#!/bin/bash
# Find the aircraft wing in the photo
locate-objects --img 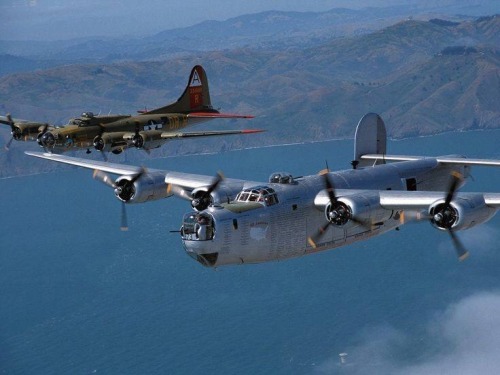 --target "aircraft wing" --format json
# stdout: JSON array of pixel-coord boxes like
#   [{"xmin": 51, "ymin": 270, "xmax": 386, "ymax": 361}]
[
  {"xmin": 379, "ymin": 190, "xmax": 500, "ymax": 209},
  {"xmin": 25, "ymin": 151, "xmax": 150, "ymax": 175},
  {"xmin": 361, "ymin": 154, "xmax": 500, "ymax": 167},
  {"xmin": 161, "ymin": 129, "xmax": 263, "ymax": 139},
  {"xmin": 187, "ymin": 112, "xmax": 254, "ymax": 119},
  {"xmin": 0, "ymin": 115, "xmax": 29, "ymax": 125},
  {"xmin": 24, "ymin": 151, "xmax": 251, "ymax": 193},
  {"xmin": 314, "ymin": 188, "xmax": 500, "ymax": 212}
]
